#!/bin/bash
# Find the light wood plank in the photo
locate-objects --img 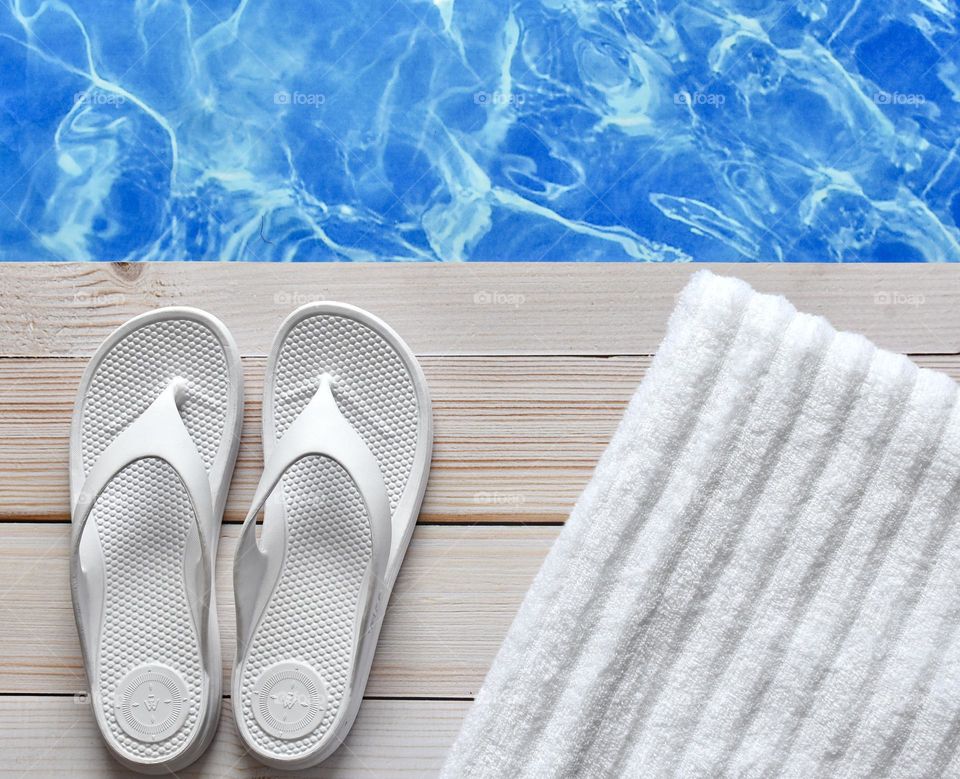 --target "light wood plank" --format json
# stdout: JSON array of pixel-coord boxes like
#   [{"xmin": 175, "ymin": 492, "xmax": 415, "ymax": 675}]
[
  {"xmin": 0, "ymin": 356, "xmax": 643, "ymax": 523},
  {"xmin": 5, "ymin": 354, "xmax": 960, "ymax": 525},
  {"xmin": 1, "ymin": 263, "xmax": 958, "ymax": 356},
  {"xmin": 0, "ymin": 696, "xmax": 465, "ymax": 777},
  {"xmin": 0, "ymin": 523, "xmax": 553, "ymax": 696}
]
